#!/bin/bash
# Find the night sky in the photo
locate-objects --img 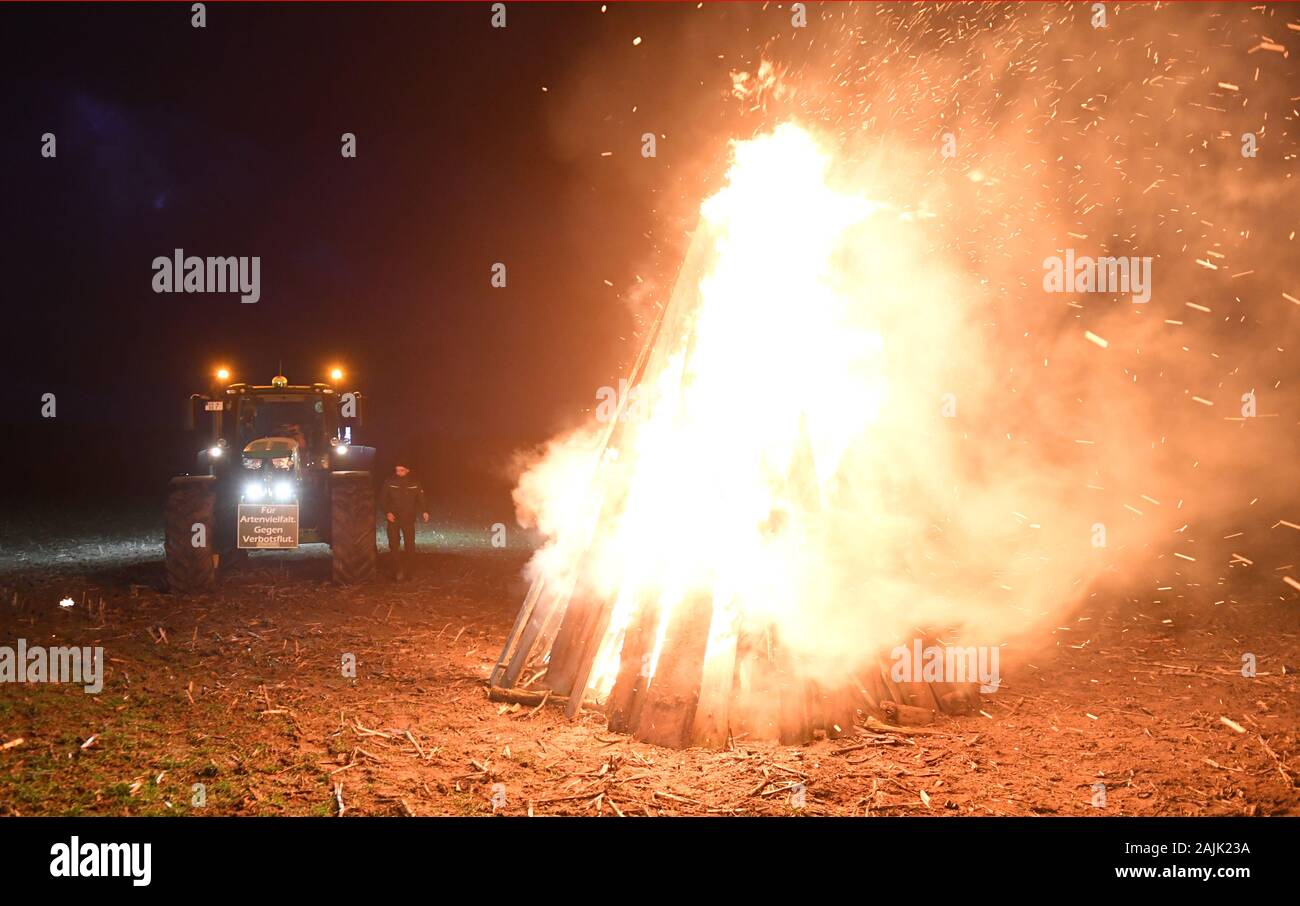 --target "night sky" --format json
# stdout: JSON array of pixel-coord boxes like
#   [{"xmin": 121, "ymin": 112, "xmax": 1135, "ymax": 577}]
[
  {"xmin": 0, "ymin": 2, "xmax": 776, "ymax": 507},
  {"xmin": 2, "ymin": 0, "xmax": 1297, "ymax": 541}
]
